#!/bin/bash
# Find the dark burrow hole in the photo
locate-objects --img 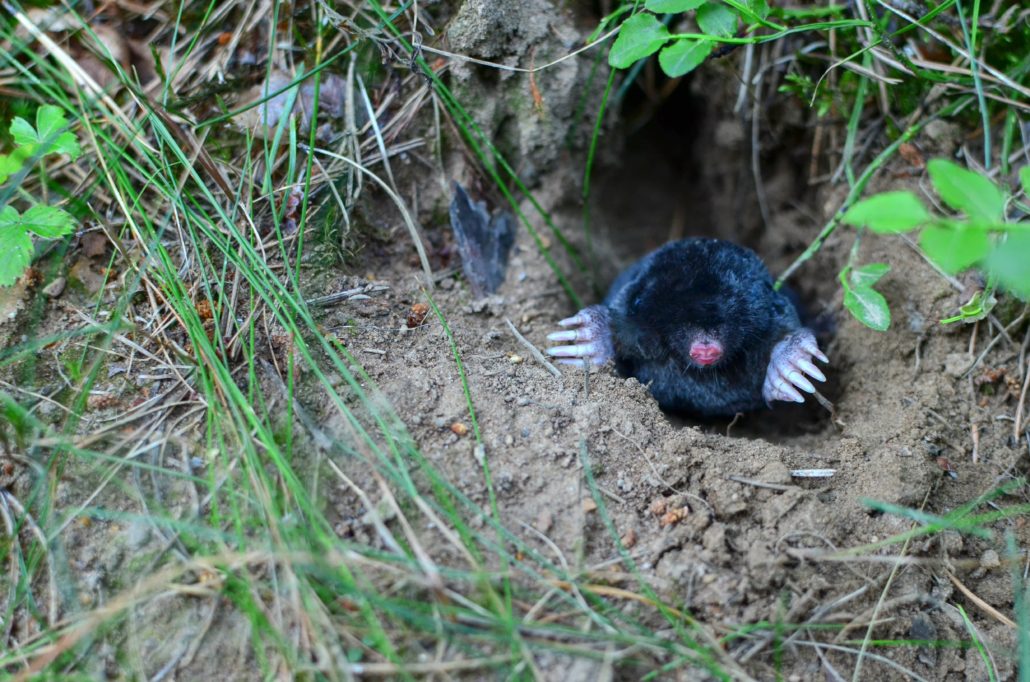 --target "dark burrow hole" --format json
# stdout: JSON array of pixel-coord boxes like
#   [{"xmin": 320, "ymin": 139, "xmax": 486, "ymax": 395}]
[{"xmin": 587, "ymin": 69, "xmax": 842, "ymax": 442}]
